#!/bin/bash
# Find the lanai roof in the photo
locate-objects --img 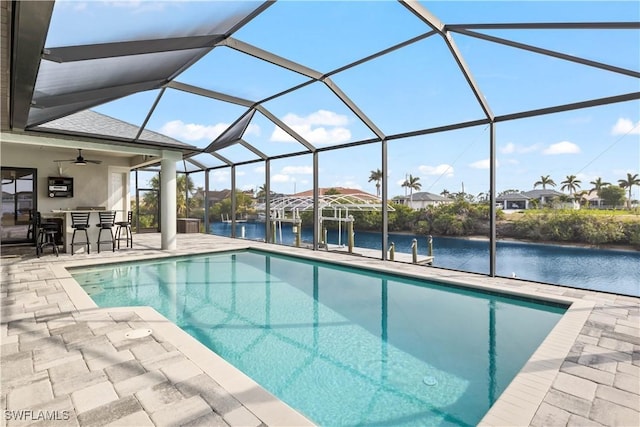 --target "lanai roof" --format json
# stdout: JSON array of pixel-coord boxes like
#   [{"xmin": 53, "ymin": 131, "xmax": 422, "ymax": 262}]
[{"xmin": 6, "ymin": 1, "xmax": 639, "ymax": 171}]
